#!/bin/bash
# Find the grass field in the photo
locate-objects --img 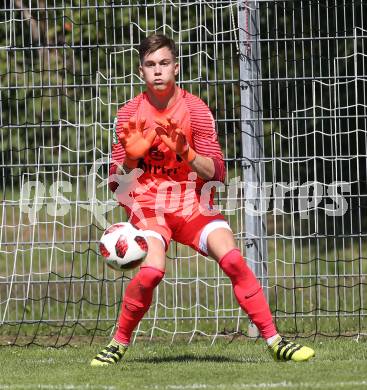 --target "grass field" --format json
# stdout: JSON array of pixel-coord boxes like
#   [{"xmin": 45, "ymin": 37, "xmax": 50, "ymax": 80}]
[{"xmin": 0, "ymin": 337, "xmax": 366, "ymax": 390}]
